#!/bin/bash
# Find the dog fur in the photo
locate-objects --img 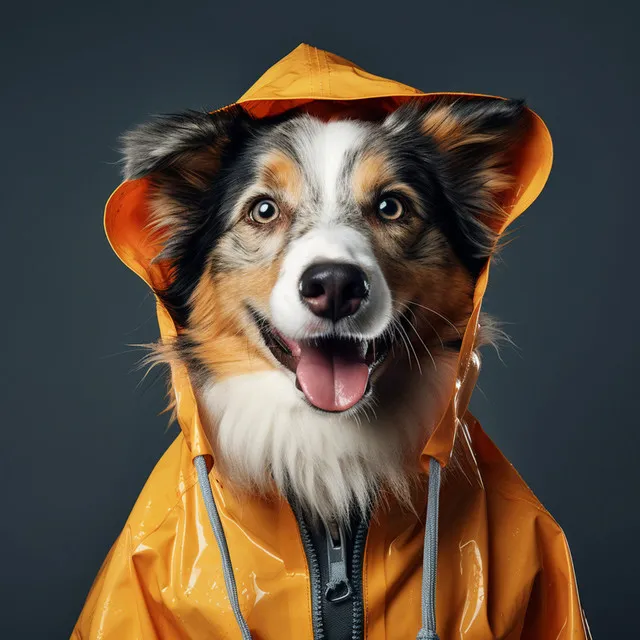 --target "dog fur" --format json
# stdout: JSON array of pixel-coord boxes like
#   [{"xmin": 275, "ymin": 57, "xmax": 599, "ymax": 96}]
[{"xmin": 123, "ymin": 98, "xmax": 528, "ymax": 524}]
